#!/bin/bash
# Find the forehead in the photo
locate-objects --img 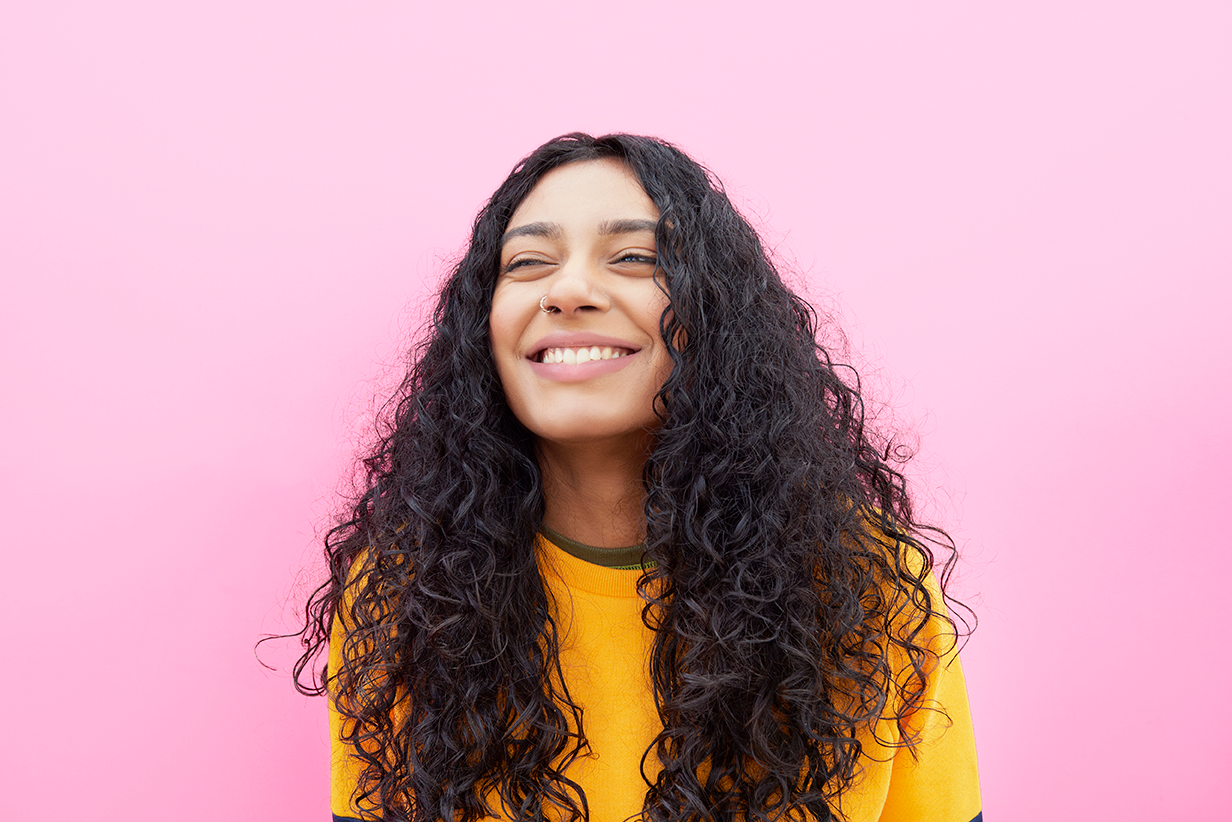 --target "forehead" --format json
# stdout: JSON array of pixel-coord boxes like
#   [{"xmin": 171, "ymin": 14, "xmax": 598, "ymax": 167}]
[{"xmin": 508, "ymin": 158, "xmax": 659, "ymax": 228}]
